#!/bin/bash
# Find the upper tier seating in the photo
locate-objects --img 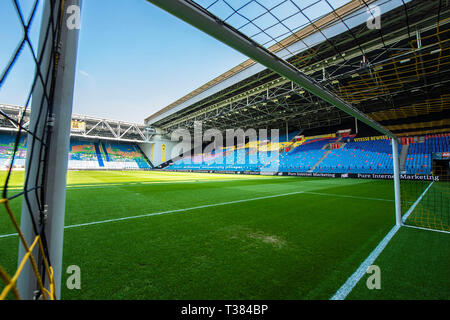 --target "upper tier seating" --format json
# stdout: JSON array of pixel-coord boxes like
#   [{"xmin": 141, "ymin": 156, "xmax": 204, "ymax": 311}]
[
  {"xmin": 275, "ymin": 136, "xmax": 339, "ymax": 172},
  {"xmin": 167, "ymin": 135, "xmax": 339, "ymax": 172},
  {"xmin": 169, "ymin": 148, "xmax": 276, "ymax": 172},
  {"xmin": 103, "ymin": 142, "xmax": 151, "ymax": 169},
  {"xmin": 404, "ymin": 134, "xmax": 449, "ymax": 175},
  {"xmin": 315, "ymin": 138, "xmax": 398, "ymax": 174}
]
